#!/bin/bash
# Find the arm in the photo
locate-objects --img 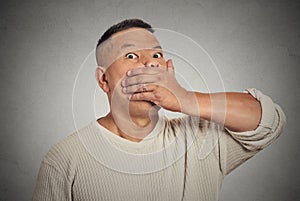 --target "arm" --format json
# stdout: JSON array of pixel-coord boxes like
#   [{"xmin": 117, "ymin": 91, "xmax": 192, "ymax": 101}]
[
  {"xmin": 123, "ymin": 60, "xmax": 286, "ymax": 173},
  {"xmin": 32, "ymin": 139, "xmax": 75, "ymax": 201},
  {"xmin": 122, "ymin": 59, "xmax": 261, "ymax": 132},
  {"xmin": 186, "ymin": 91, "xmax": 261, "ymax": 132}
]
